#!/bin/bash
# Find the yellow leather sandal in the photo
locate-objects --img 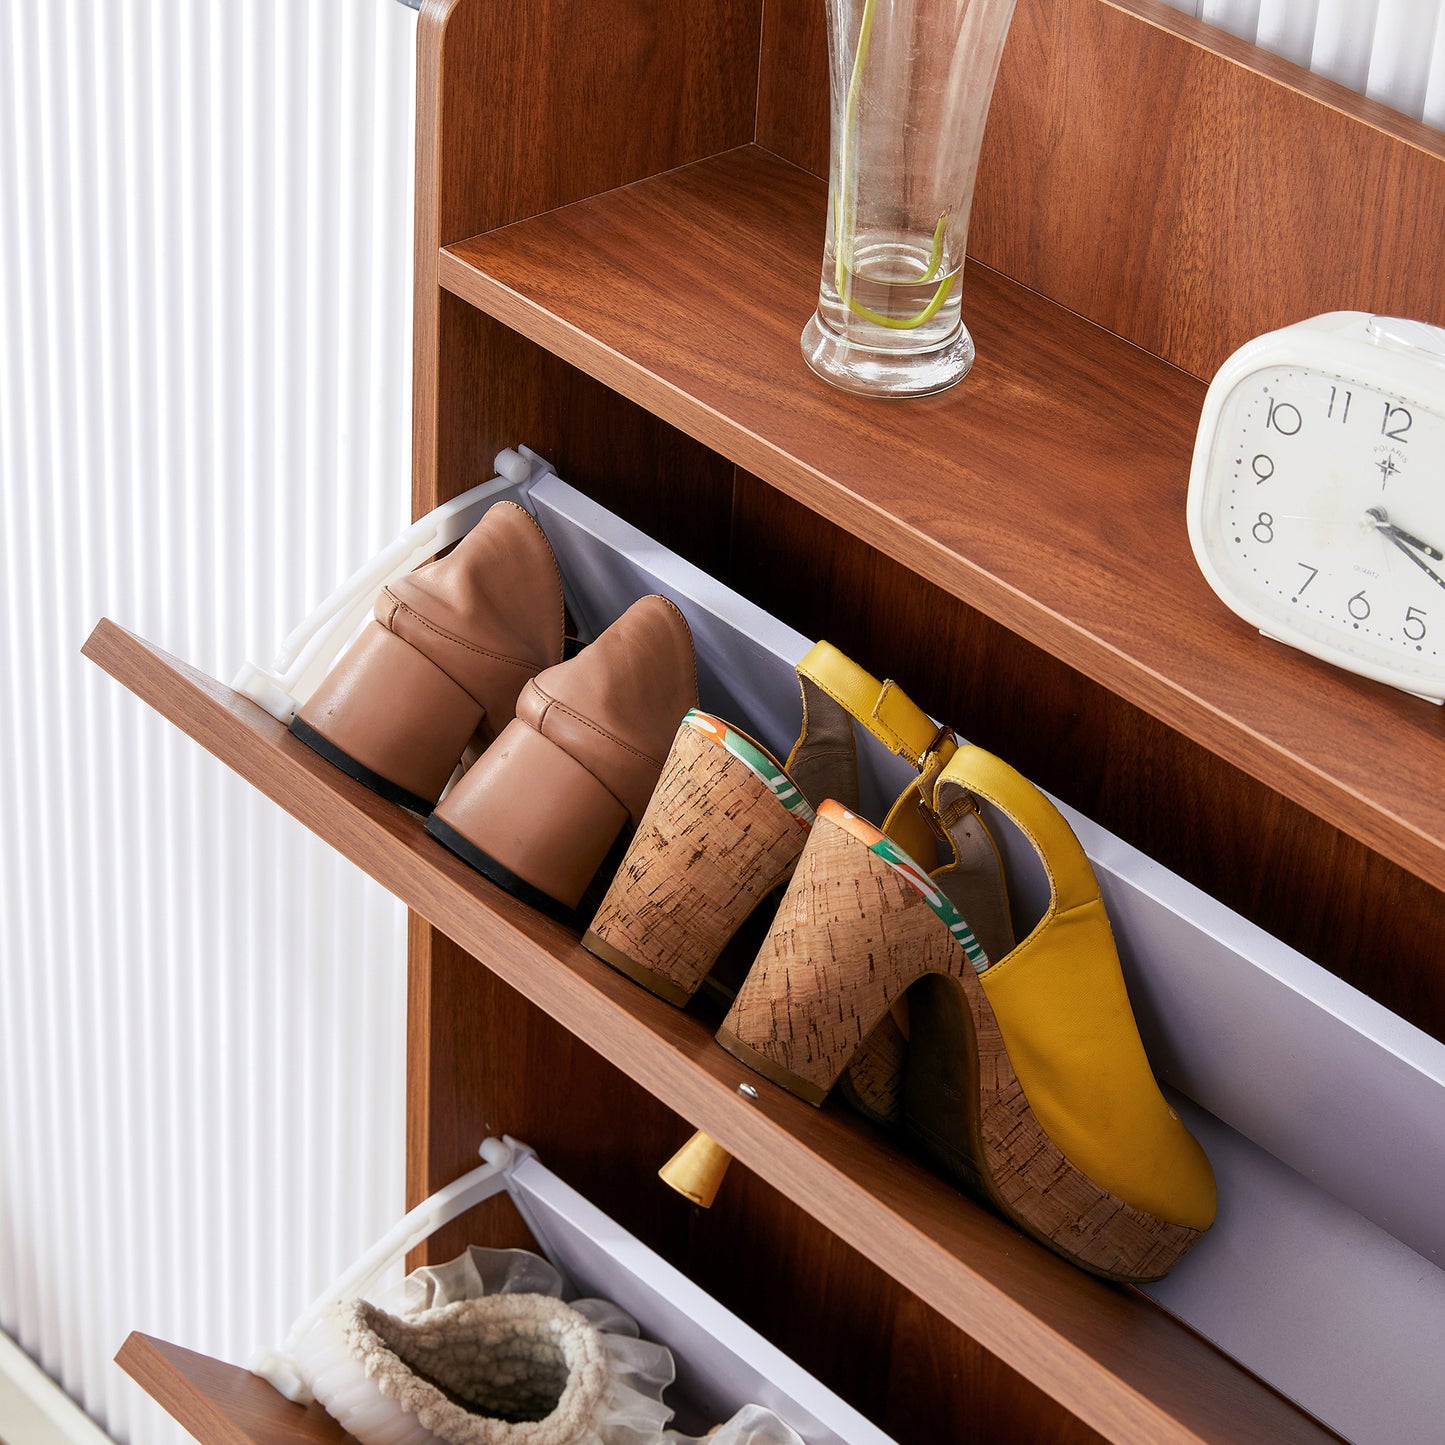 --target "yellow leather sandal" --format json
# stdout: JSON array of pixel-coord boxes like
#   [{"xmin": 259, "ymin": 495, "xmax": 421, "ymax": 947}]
[{"xmin": 716, "ymin": 745, "xmax": 1217, "ymax": 1283}]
